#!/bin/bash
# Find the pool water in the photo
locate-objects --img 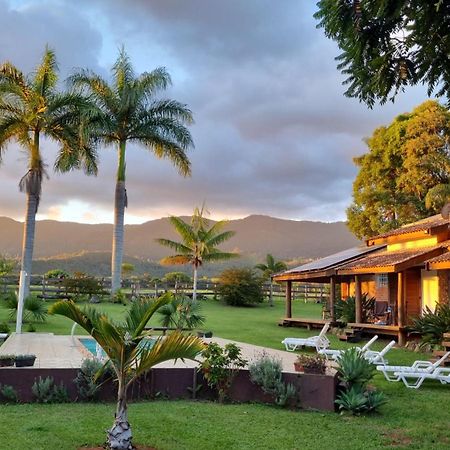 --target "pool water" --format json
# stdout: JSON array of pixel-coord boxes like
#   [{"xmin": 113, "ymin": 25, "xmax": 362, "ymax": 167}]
[{"xmin": 79, "ymin": 337, "xmax": 157, "ymax": 357}]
